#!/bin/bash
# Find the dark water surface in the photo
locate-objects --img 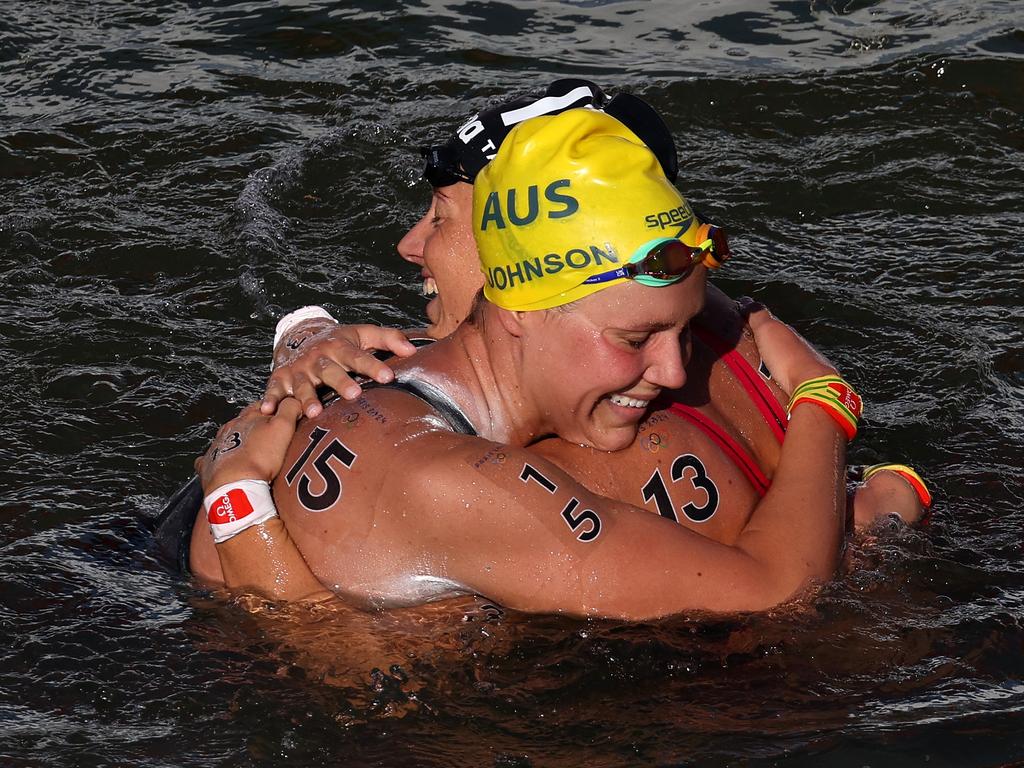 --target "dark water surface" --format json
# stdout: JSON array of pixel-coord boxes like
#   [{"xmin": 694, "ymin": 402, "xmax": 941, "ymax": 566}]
[{"xmin": 2, "ymin": 1, "xmax": 1023, "ymax": 765}]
